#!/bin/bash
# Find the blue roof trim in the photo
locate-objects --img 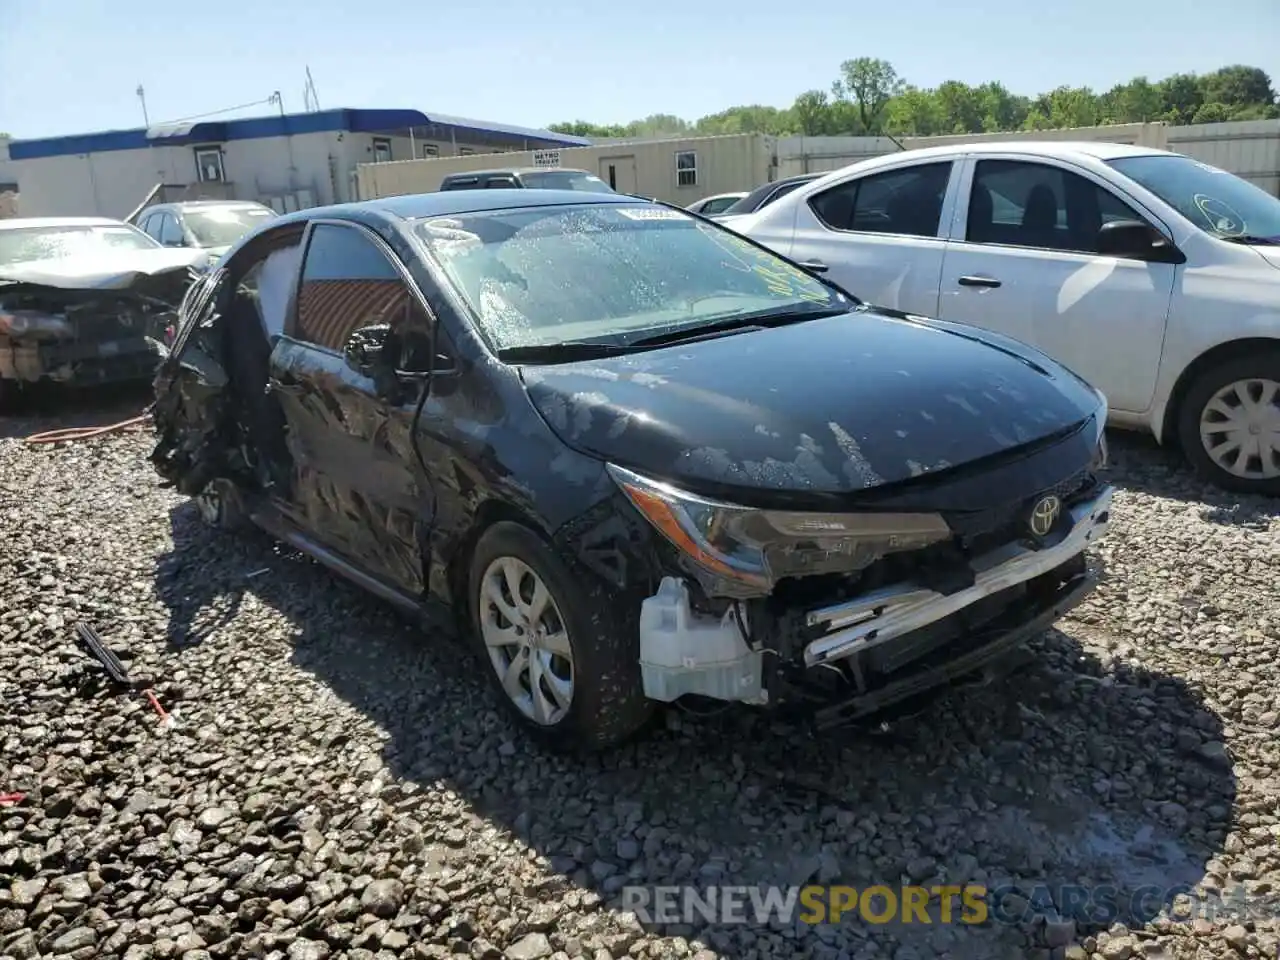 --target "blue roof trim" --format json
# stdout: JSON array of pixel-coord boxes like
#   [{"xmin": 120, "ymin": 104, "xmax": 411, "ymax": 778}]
[
  {"xmin": 8, "ymin": 108, "xmax": 591, "ymax": 160},
  {"xmin": 421, "ymin": 112, "xmax": 592, "ymax": 146},
  {"xmin": 145, "ymin": 121, "xmax": 229, "ymax": 142}
]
